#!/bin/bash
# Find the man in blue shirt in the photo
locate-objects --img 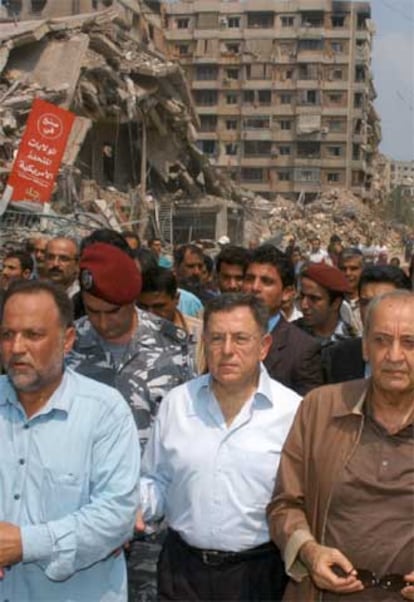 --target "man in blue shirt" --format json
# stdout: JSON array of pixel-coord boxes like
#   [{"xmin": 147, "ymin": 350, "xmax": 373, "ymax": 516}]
[
  {"xmin": 140, "ymin": 293, "xmax": 301, "ymax": 601},
  {"xmin": 0, "ymin": 279, "xmax": 140, "ymax": 602}
]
